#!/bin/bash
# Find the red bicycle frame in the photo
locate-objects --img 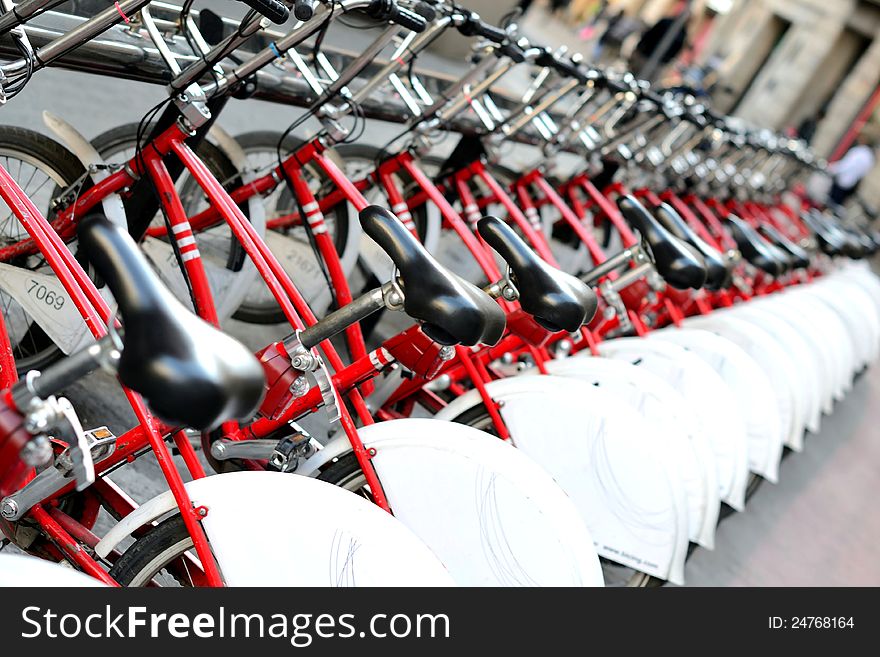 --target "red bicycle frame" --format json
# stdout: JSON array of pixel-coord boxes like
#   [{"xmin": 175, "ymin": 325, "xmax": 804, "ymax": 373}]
[{"xmin": 0, "ymin": 159, "xmax": 222, "ymax": 586}]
